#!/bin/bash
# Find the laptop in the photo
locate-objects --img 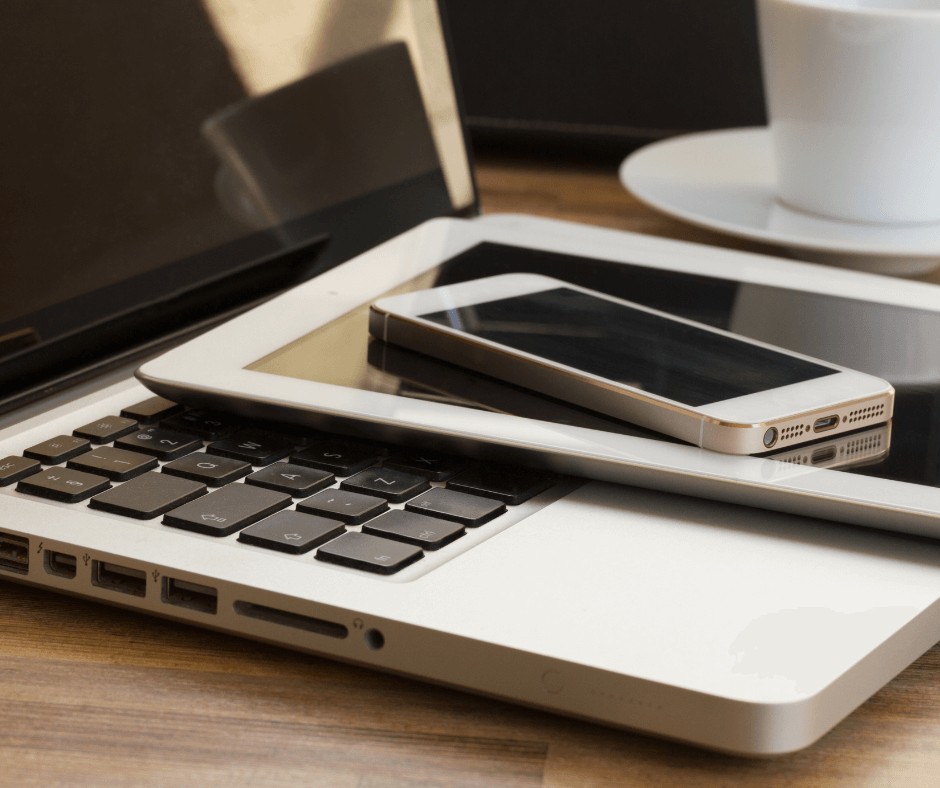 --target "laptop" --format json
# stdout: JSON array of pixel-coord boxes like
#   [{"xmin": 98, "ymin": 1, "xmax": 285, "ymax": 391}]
[{"xmin": 3, "ymin": 0, "xmax": 940, "ymax": 756}]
